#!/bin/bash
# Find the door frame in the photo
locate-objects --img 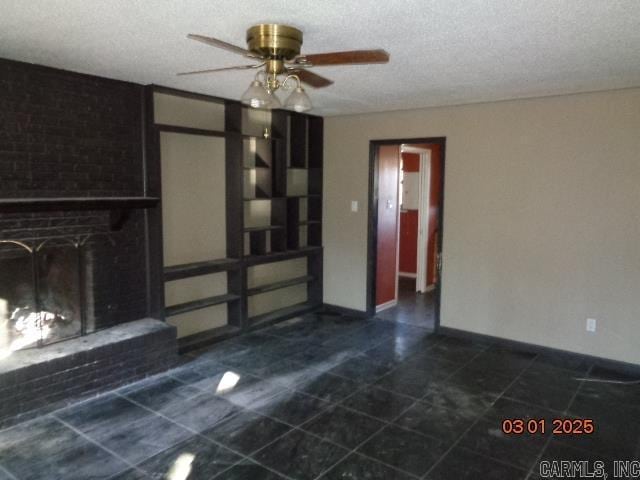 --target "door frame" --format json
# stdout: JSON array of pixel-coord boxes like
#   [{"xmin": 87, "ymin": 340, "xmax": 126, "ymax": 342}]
[{"xmin": 367, "ymin": 137, "xmax": 447, "ymax": 329}]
